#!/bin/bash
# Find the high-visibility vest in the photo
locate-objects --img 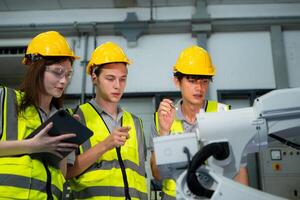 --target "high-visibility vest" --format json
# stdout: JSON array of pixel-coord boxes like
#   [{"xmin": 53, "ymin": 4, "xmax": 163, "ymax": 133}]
[
  {"xmin": 154, "ymin": 100, "xmax": 229, "ymax": 200},
  {"xmin": 0, "ymin": 87, "xmax": 65, "ymax": 200},
  {"xmin": 69, "ymin": 102, "xmax": 147, "ymax": 200}
]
